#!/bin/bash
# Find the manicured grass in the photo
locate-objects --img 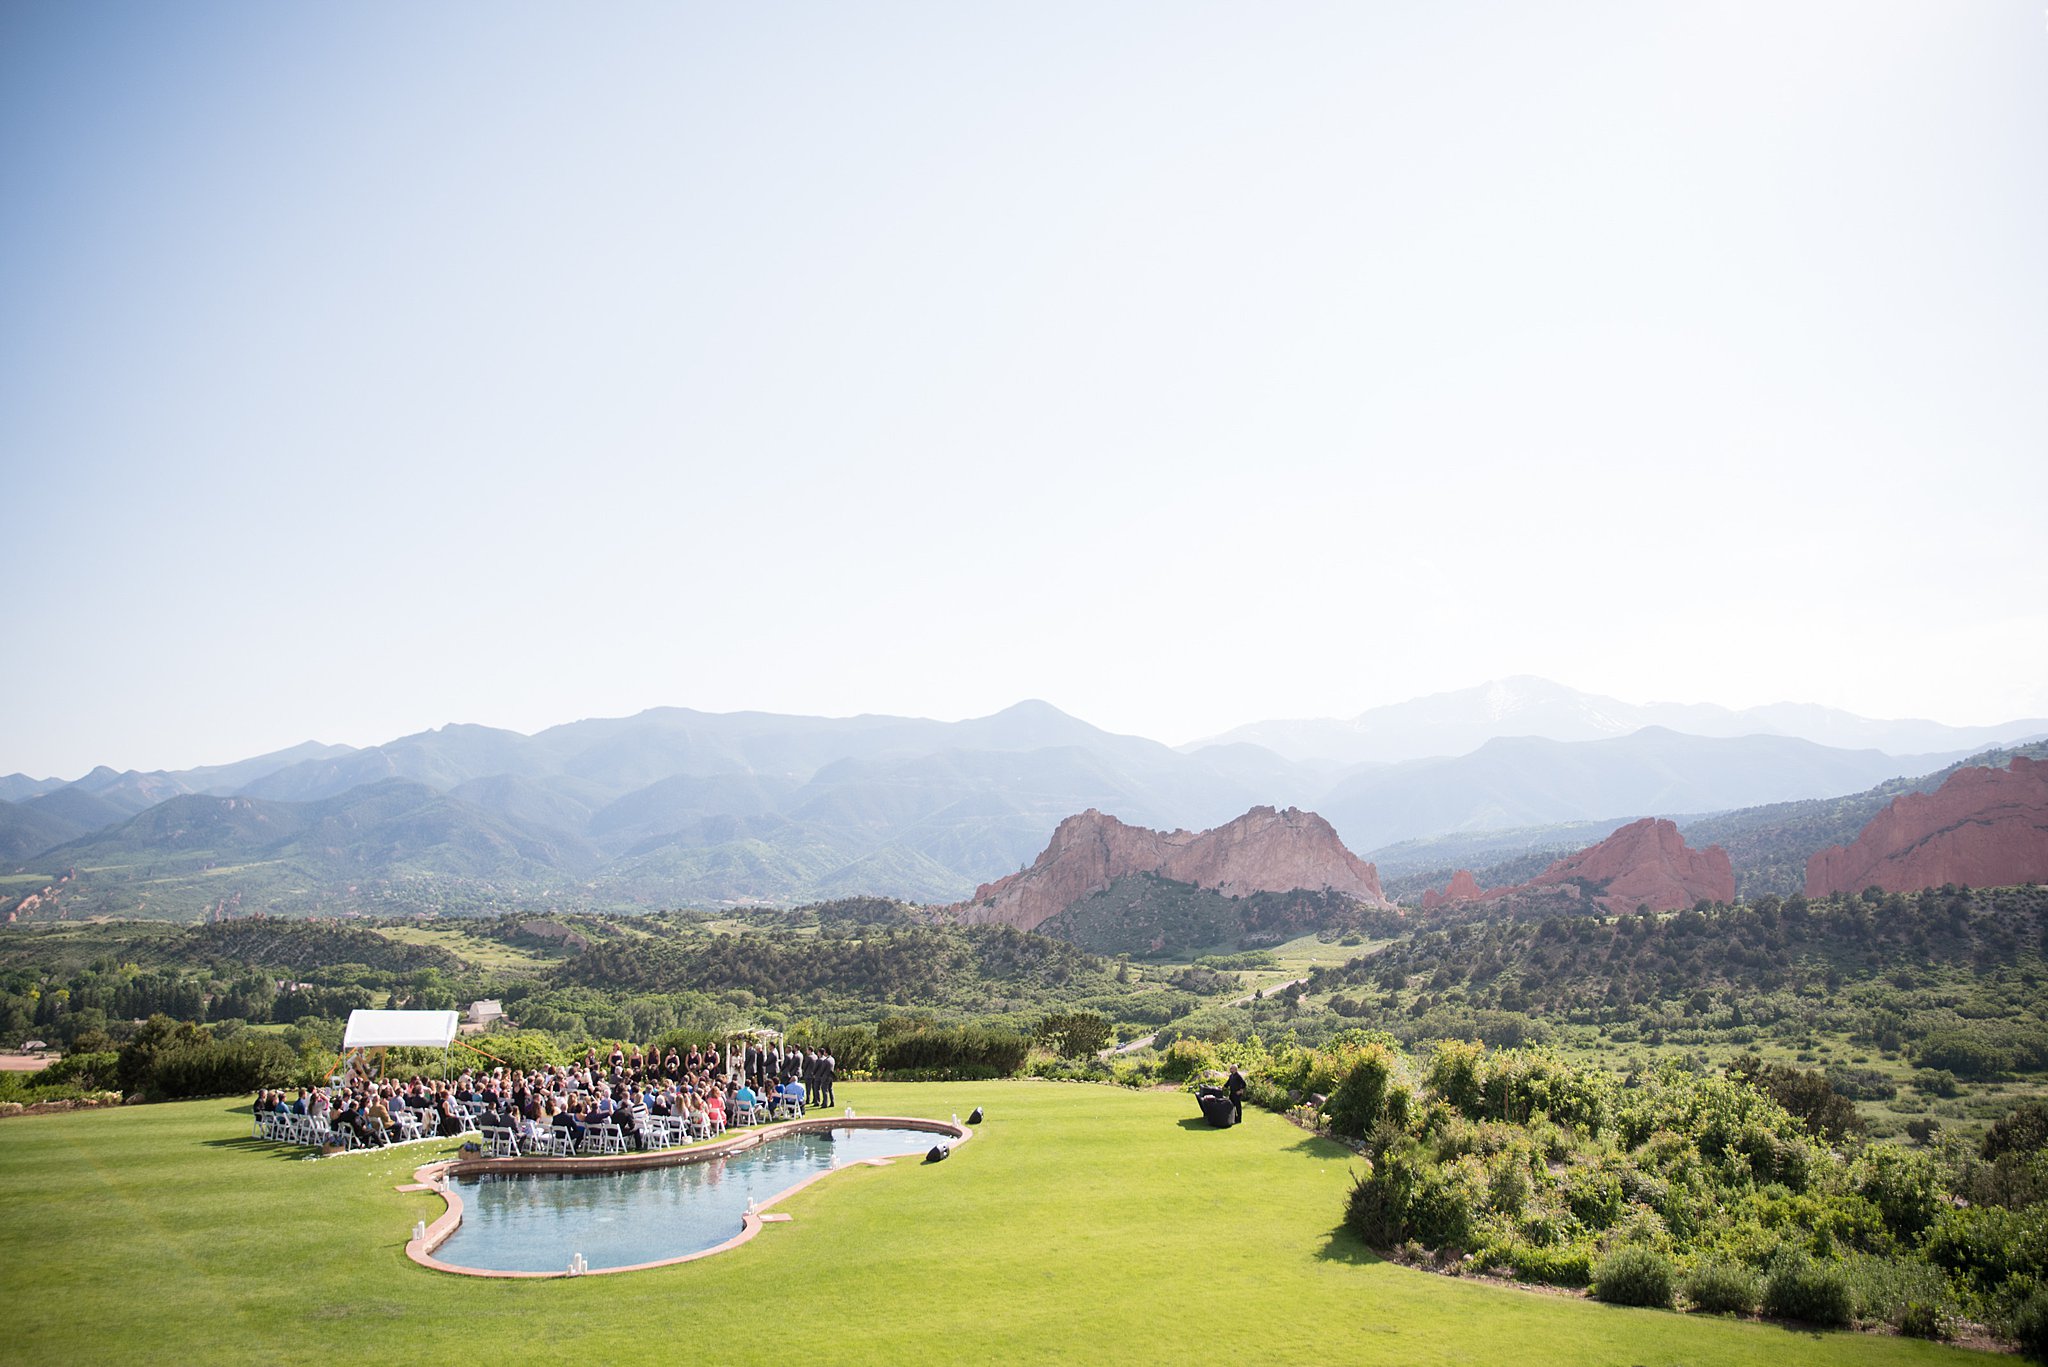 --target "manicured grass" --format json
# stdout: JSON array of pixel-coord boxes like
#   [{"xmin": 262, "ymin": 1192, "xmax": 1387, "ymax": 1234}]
[{"xmin": 0, "ymin": 1082, "xmax": 2000, "ymax": 1366}]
